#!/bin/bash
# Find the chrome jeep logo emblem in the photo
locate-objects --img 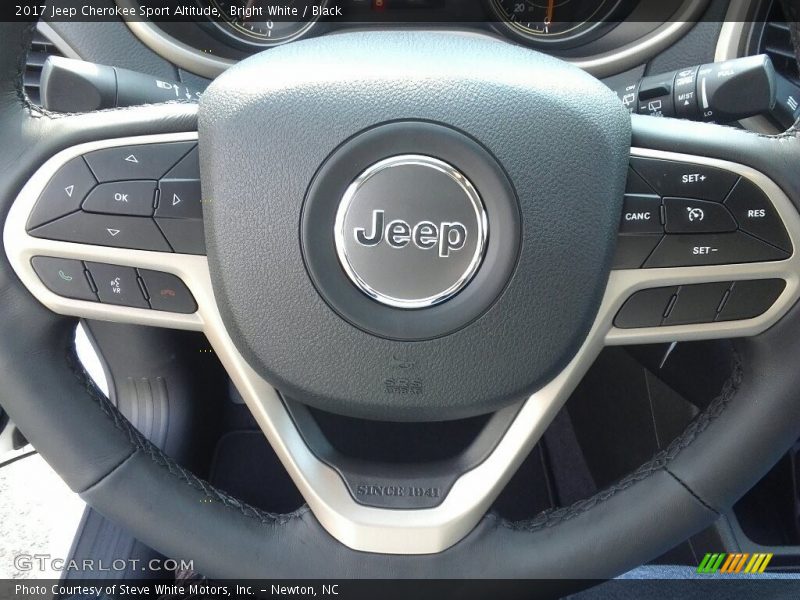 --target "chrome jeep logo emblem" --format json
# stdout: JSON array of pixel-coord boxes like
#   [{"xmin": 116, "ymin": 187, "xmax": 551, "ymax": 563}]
[
  {"xmin": 334, "ymin": 155, "xmax": 487, "ymax": 309},
  {"xmin": 353, "ymin": 209, "xmax": 468, "ymax": 257}
]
